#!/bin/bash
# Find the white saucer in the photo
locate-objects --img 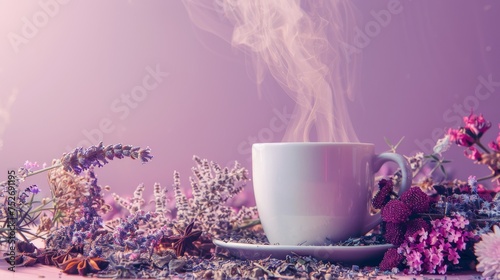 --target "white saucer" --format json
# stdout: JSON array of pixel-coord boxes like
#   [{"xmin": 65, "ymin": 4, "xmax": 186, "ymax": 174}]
[{"xmin": 213, "ymin": 240, "xmax": 394, "ymax": 264}]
